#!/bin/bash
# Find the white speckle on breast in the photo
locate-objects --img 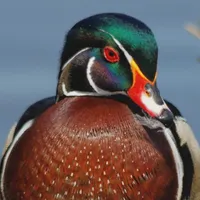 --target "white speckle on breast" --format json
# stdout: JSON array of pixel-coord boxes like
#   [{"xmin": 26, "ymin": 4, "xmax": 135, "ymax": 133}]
[{"xmin": 73, "ymin": 181, "xmax": 77, "ymax": 187}]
